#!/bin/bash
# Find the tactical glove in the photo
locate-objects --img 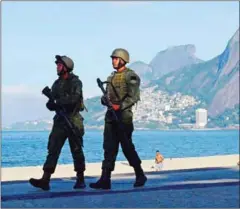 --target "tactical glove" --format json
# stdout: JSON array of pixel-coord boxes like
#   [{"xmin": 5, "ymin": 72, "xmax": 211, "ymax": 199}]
[
  {"xmin": 46, "ymin": 100, "xmax": 59, "ymax": 111},
  {"xmin": 101, "ymin": 95, "xmax": 108, "ymax": 106}
]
